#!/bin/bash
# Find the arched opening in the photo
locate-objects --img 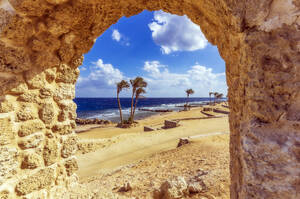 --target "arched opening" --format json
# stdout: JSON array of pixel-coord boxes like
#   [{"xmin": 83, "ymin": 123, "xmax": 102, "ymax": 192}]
[
  {"xmin": 74, "ymin": 10, "xmax": 230, "ymax": 198},
  {"xmin": 0, "ymin": 0, "xmax": 298, "ymax": 198}
]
